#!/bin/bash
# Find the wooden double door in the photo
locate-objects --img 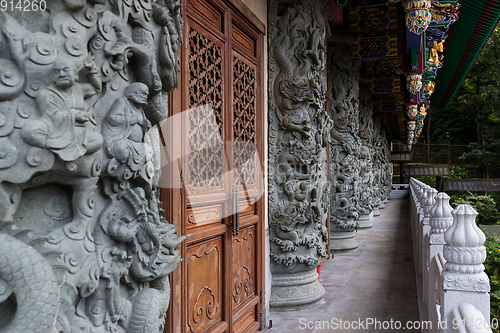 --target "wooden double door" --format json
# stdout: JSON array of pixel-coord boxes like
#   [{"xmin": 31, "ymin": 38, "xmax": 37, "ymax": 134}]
[{"xmin": 164, "ymin": 1, "xmax": 264, "ymax": 333}]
